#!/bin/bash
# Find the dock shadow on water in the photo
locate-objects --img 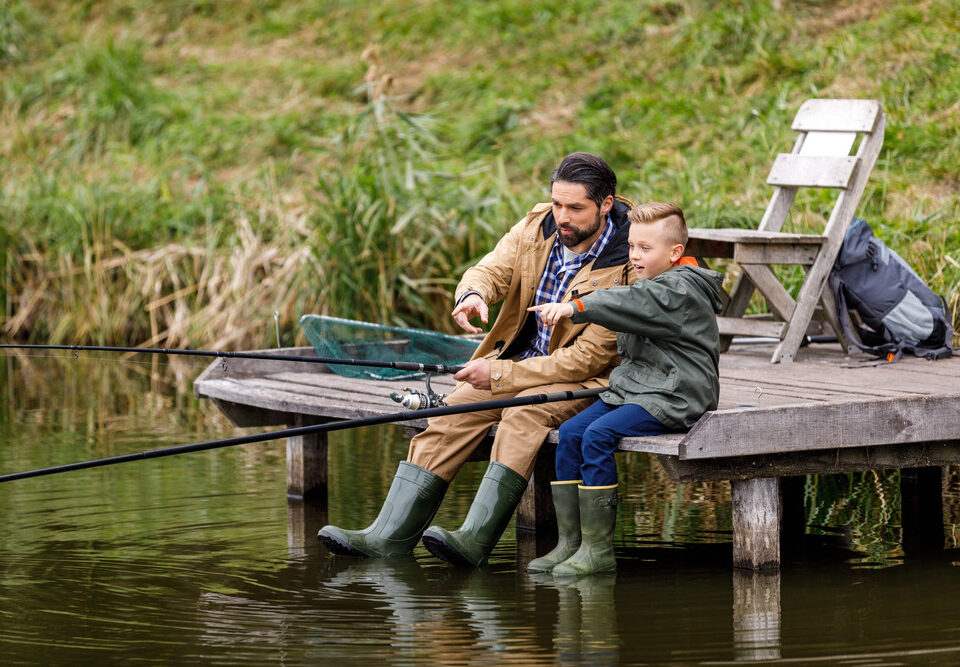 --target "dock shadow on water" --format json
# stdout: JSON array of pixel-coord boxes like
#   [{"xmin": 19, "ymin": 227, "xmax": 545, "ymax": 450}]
[{"xmin": 3, "ymin": 353, "xmax": 960, "ymax": 664}]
